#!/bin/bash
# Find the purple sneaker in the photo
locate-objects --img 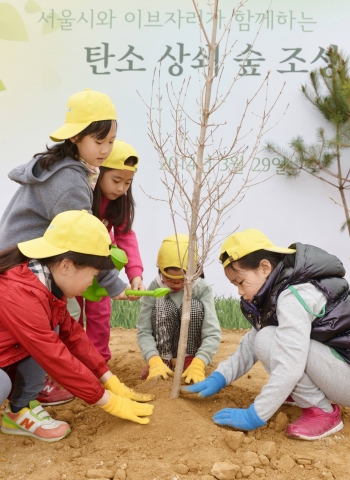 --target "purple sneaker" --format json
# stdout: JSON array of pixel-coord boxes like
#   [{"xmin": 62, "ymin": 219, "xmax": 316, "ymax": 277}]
[{"xmin": 285, "ymin": 404, "xmax": 343, "ymax": 441}]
